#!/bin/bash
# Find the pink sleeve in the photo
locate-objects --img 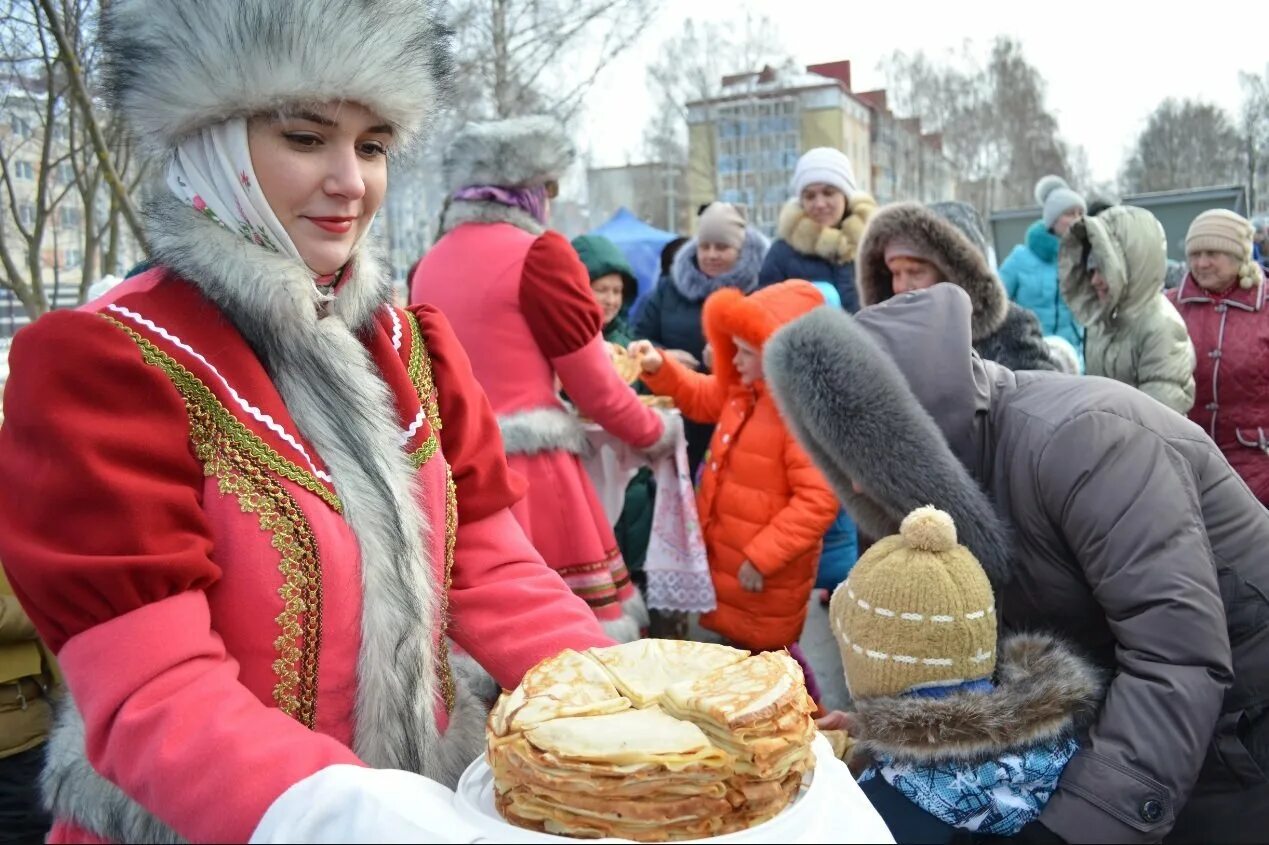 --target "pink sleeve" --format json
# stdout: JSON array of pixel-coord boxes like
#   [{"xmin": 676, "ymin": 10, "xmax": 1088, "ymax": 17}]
[
  {"xmin": 447, "ymin": 508, "xmax": 613, "ymax": 689},
  {"xmin": 554, "ymin": 335, "xmax": 665, "ymax": 449},
  {"xmin": 60, "ymin": 590, "xmax": 363, "ymax": 842}
]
